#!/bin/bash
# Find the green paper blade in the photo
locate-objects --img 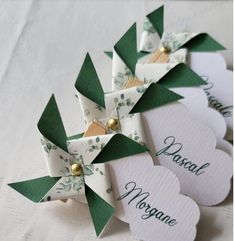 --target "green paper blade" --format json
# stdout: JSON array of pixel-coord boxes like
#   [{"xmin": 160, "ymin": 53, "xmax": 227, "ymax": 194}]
[
  {"xmin": 75, "ymin": 53, "xmax": 105, "ymax": 108},
  {"xmin": 146, "ymin": 5, "xmax": 164, "ymax": 37},
  {"xmin": 182, "ymin": 33, "xmax": 226, "ymax": 52},
  {"xmin": 92, "ymin": 134, "xmax": 147, "ymax": 164},
  {"xmin": 38, "ymin": 95, "xmax": 68, "ymax": 152},
  {"xmin": 114, "ymin": 23, "xmax": 137, "ymax": 75},
  {"xmin": 8, "ymin": 176, "xmax": 60, "ymax": 203},
  {"xmin": 130, "ymin": 84, "xmax": 183, "ymax": 113},
  {"xmin": 158, "ymin": 63, "xmax": 207, "ymax": 88},
  {"xmin": 85, "ymin": 184, "xmax": 114, "ymax": 236}
]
